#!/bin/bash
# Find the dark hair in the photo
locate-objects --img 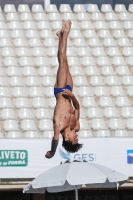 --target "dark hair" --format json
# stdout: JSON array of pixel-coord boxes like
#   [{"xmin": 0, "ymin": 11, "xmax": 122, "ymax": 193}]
[{"xmin": 62, "ymin": 138, "xmax": 83, "ymax": 153}]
